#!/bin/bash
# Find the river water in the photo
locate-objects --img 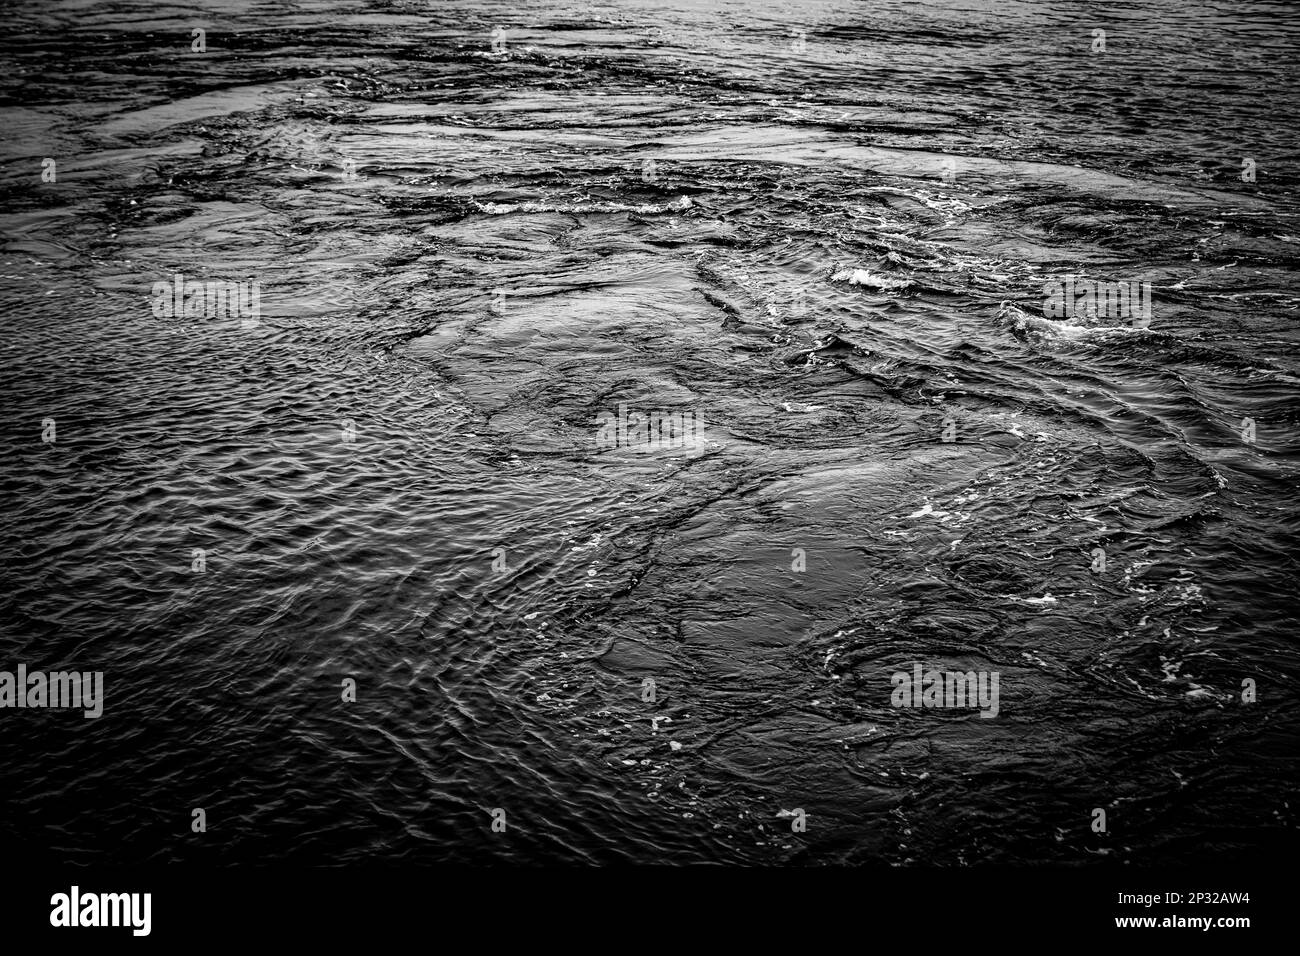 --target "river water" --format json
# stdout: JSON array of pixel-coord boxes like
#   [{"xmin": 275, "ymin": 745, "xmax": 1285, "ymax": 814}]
[{"xmin": 2, "ymin": 0, "xmax": 1298, "ymax": 864}]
